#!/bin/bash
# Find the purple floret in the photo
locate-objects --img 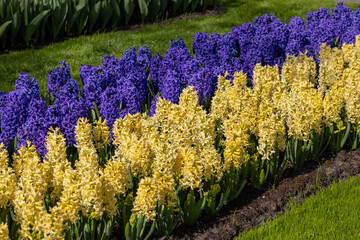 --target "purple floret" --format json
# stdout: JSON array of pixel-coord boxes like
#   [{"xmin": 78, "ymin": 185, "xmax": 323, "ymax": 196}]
[
  {"xmin": 16, "ymin": 99, "xmax": 48, "ymax": 158},
  {"xmin": 99, "ymin": 86, "xmax": 122, "ymax": 128},
  {"xmin": 48, "ymin": 61, "xmax": 73, "ymax": 100}
]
